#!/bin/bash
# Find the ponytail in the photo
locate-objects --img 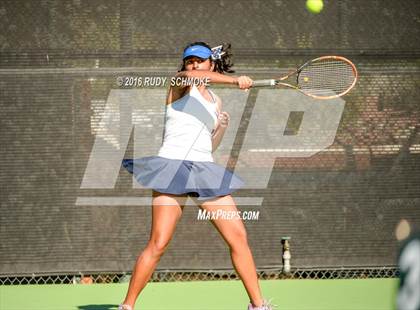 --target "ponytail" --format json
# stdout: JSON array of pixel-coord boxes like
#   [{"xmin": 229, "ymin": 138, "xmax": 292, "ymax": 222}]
[{"xmin": 212, "ymin": 42, "xmax": 235, "ymax": 74}]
